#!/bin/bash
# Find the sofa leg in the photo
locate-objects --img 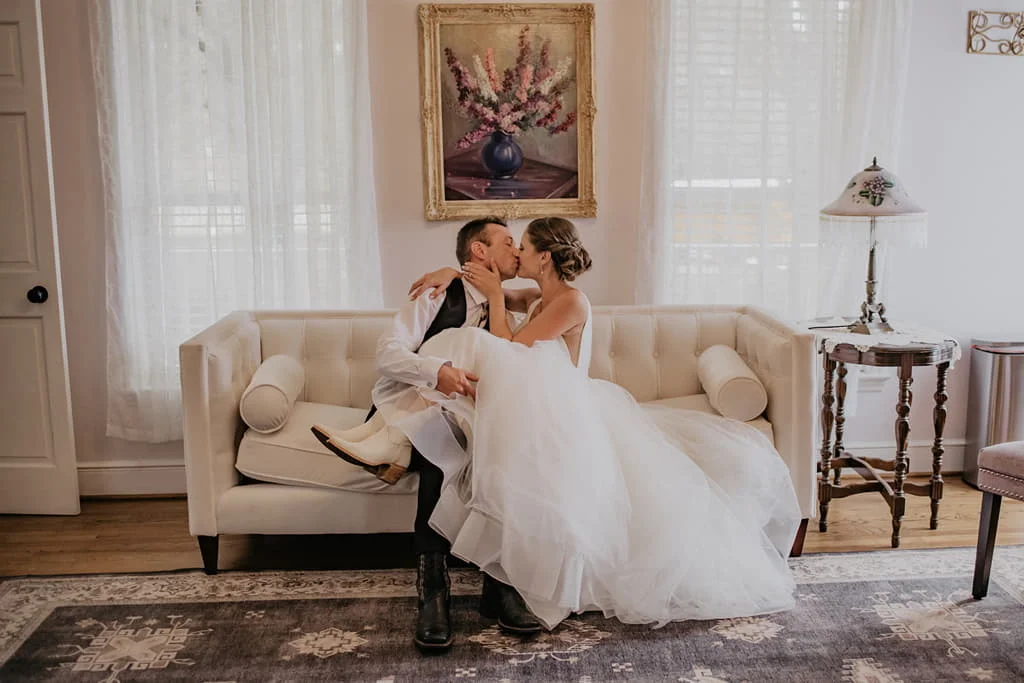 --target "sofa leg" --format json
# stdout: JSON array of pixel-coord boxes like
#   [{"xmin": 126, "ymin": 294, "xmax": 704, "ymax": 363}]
[
  {"xmin": 972, "ymin": 492, "xmax": 1002, "ymax": 599},
  {"xmin": 198, "ymin": 535, "xmax": 219, "ymax": 575},
  {"xmin": 789, "ymin": 519, "xmax": 809, "ymax": 557}
]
